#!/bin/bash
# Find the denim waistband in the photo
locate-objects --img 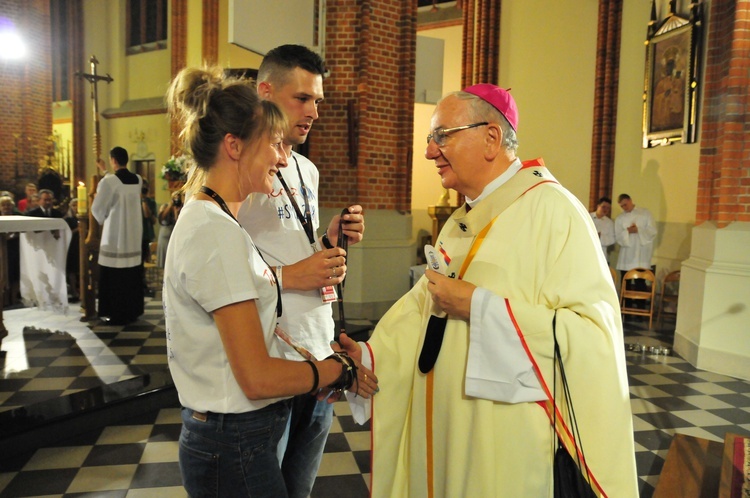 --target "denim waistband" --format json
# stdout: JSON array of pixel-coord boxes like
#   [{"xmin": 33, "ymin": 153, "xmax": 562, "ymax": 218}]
[{"xmin": 186, "ymin": 398, "xmax": 291, "ymax": 424}]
